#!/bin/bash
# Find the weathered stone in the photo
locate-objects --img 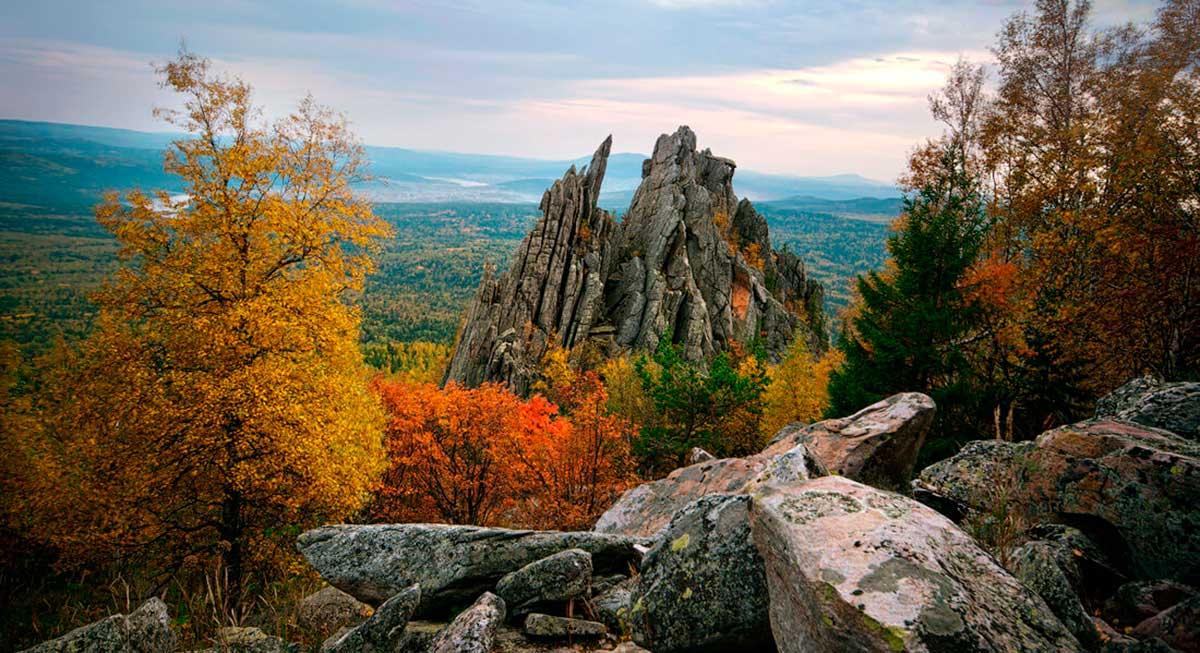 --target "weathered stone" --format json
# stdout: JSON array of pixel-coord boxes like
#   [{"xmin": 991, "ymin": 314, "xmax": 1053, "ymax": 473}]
[
  {"xmin": 630, "ymin": 494, "xmax": 773, "ymax": 652},
  {"xmin": 321, "ymin": 584, "xmax": 420, "ymax": 653},
  {"xmin": 594, "ymin": 456, "xmax": 769, "ymax": 538},
  {"xmin": 917, "ymin": 420, "xmax": 1200, "ymax": 583},
  {"xmin": 495, "ymin": 549, "xmax": 592, "ymax": 615},
  {"xmin": 299, "ymin": 586, "xmax": 373, "ymax": 638},
  {"xmin": 751, "ymin": 476, "xmax": 1082, "ymax": 652},
  {"xmin": 297, "ymin": 524, "xmax": 641, "ymax": 614},
  {"xmin": 1095, "ymin": 376, "xmax": 1200, "ymax": 441},
  {"xmin": 591, "ymin": 576, "xmax": 636, "ymax": 635},
  {"xmin": 206, "ymin": 627, "xmax": 288, "ymax": 653},
  {"xmin": 1132, "ymin": 595, "xmax": 1199, "ymax": 652},
  {"xmin": 523, "ymin": 614, "xmax": 607, "ymax": 638},
  {"xmin": 1105, "ymin": 580, "xmax": 1197, "ymax": 628},
  {"xmin": 428, "ymin": 592, "xmax": 505, "ymax": 653},
  {"xmin": 445, "ymin": 126, "xmax": 826, "ymax": 393},
  {"xmin": 19, "ymin": 598, "xmax": 176, "ymax": 653},
  {"xmin": 1008, "ymin": 541, "xmax": 1099, "ymax": 650},
  {"xmin": 395, "ymin": 621, "xmax": 444, "ymax": 653},
  {"xmin": 764, "ymin": 392, "xmax": 935, "ymax": 491}
]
